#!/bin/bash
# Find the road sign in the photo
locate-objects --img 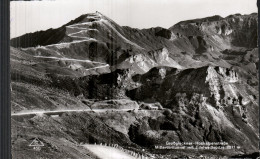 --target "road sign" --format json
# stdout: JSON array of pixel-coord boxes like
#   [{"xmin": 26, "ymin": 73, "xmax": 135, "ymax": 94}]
[{"xmin": 29, "ymin": 138, "xmax": 44, "ymax": 151}]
